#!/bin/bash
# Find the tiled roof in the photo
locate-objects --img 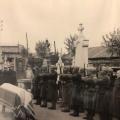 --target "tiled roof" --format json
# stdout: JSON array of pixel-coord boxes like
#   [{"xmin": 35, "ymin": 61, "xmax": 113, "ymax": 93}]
[
  {"xmin": 88, "ymin": 46, "xmax": 117, "ymax": 59},
  {"xmin": 0, "ymin": 46, "xmax": 23, "ymax": 54},
  {"xmin": 62, "ymin": 46, "xmax": 117, "ymax": 59}
]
